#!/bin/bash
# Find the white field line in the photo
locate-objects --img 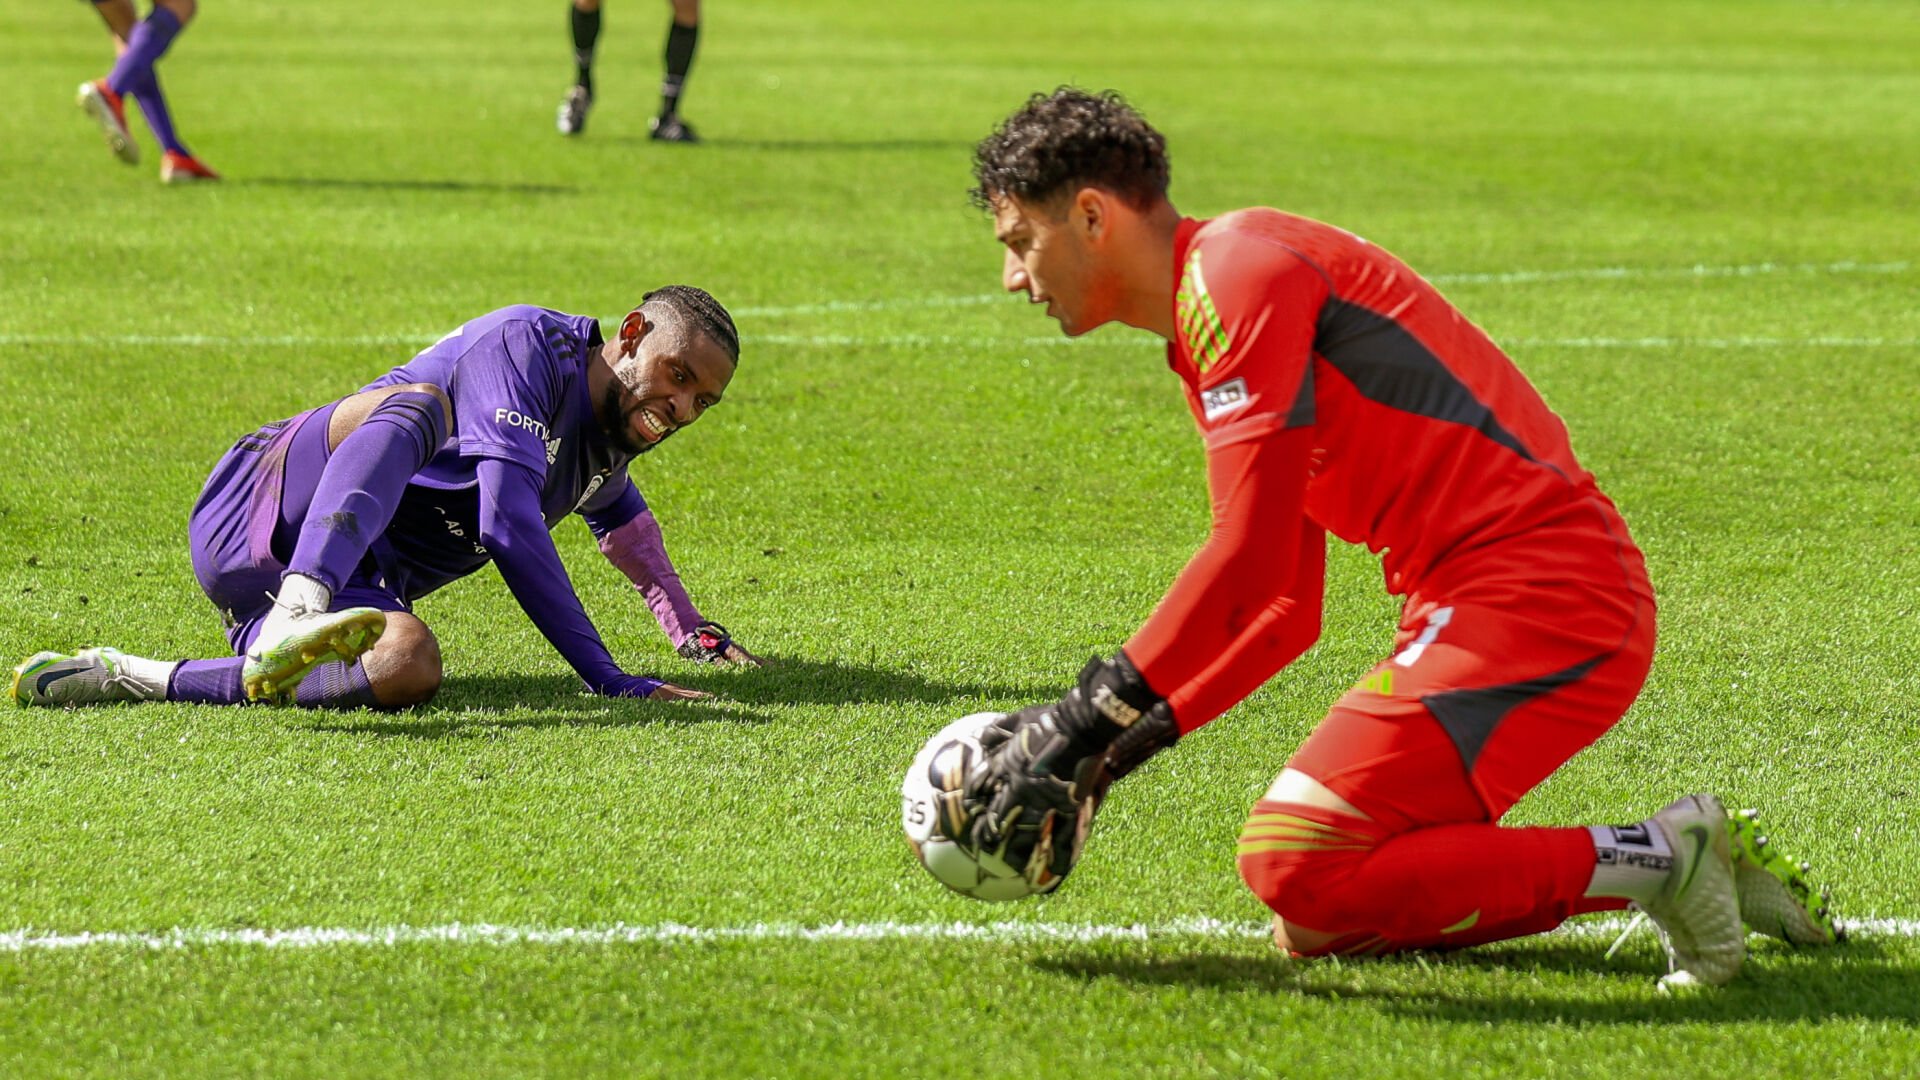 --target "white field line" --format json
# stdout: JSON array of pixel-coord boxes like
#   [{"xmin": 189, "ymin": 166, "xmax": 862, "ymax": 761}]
[
  {"xmin": 4, "ymin": 332, "xmax": 1915, "ymax": 351},
  {"xmin": 0, "ymin": 260, "xmax": 1909, "ymax": 351},
  {"xmin": 1, "ymin": 915, "xmax": 1913, "ymax": 952}
]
